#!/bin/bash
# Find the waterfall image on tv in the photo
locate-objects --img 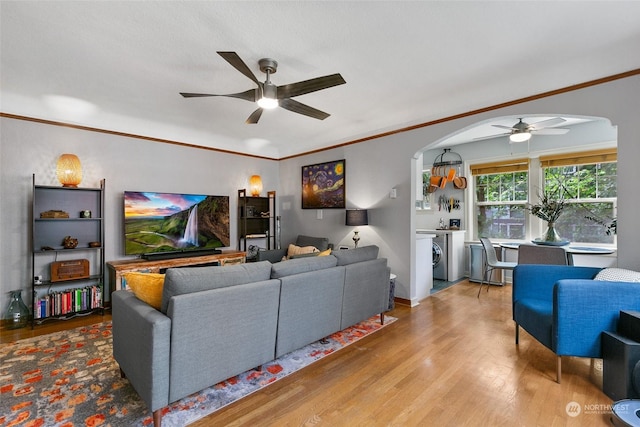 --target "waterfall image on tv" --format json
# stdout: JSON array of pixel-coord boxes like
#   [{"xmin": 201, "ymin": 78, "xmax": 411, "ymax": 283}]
[{"xmin": 124, "ymin": 191, "xmax": 230, "ymax": 256}]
